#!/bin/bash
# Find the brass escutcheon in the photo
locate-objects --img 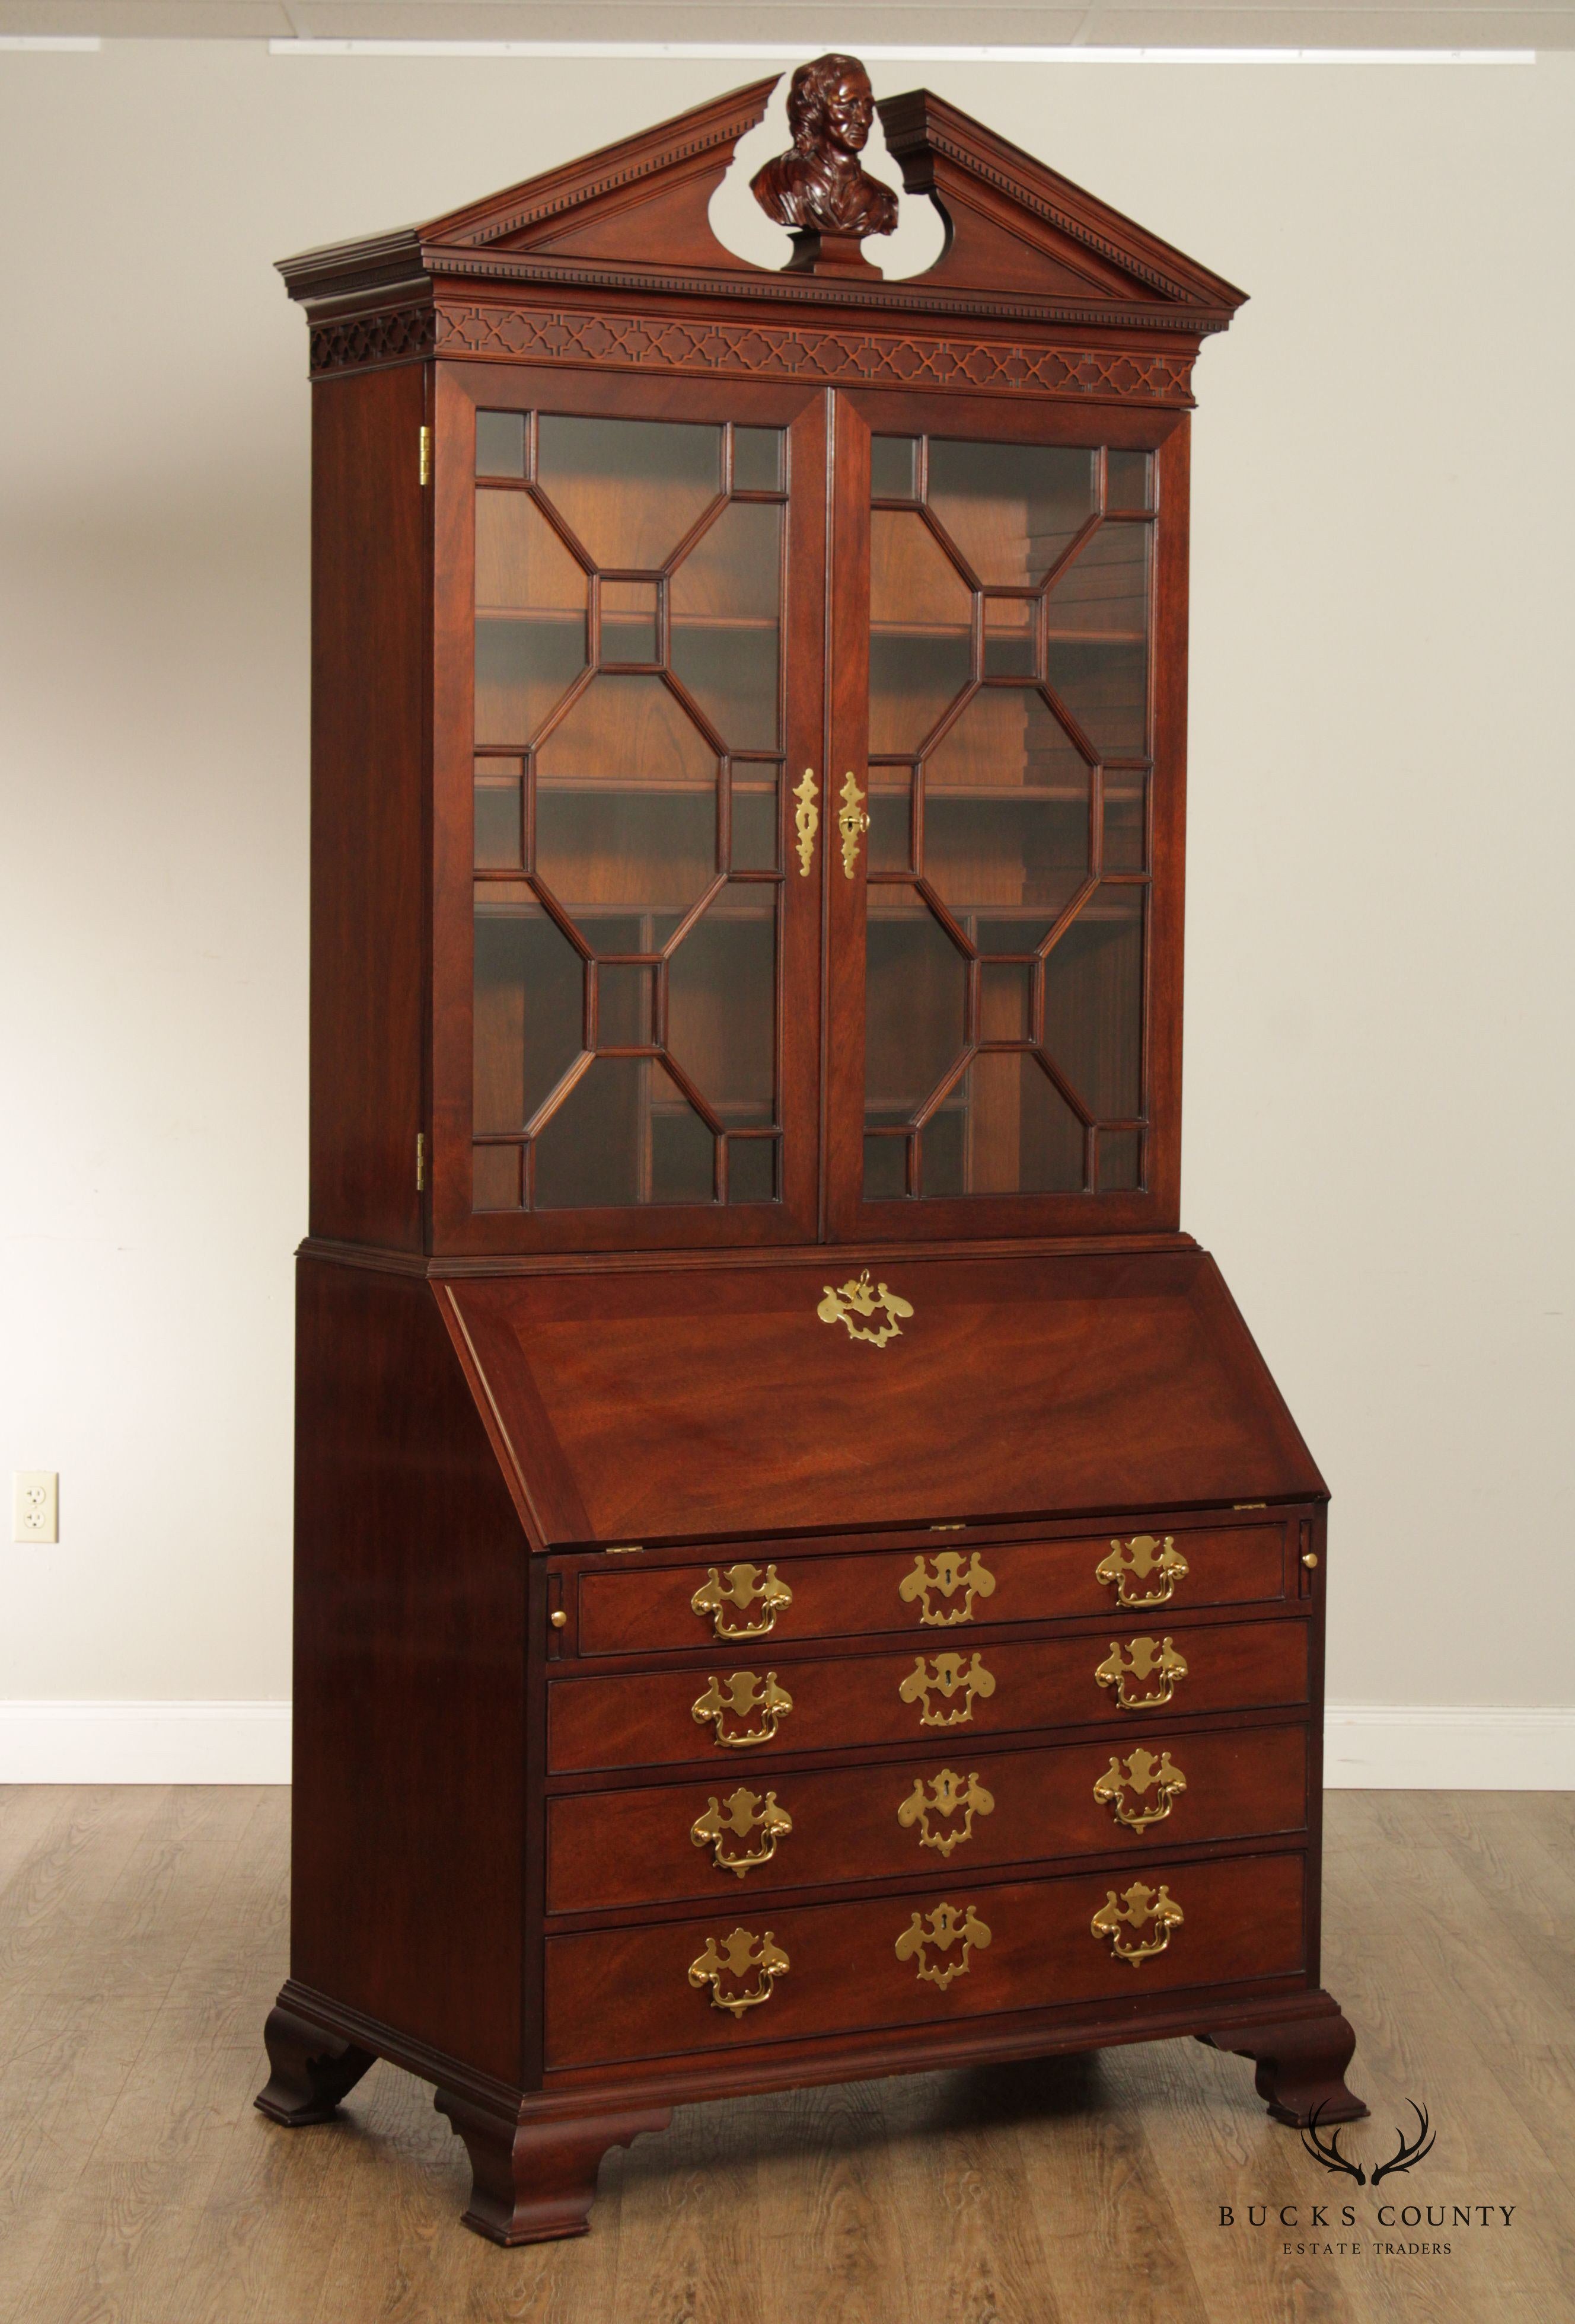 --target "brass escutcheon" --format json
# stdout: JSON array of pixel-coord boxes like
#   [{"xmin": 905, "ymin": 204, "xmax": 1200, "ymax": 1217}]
[
  {"xmin": 837, "ymin": 772, "xmax": 869, "ymax": 877},
  {"xmin": 899, "ymin": 1651, "xmax": 996, "ymax": 1729},
  {"xmin": 793, "ymin": 770, "xmax": 818, "ymax": 877},
  {"xmin": 897, "ymin": 1768, "xmax": 994, "ymax": 1856},
  {"xmin": 1095, "ymin": 1533, "xmax": 1190, "ymax": 1609},
  {"xmin": 899, "ymin": 1549, "xmax": 996, "ymax": 1627},
  {"xmin": 691, "ymin": 1786, "xmax": 793, "ymax": 1876},
  {"xmin": 1093, "ymin": 1746, "xmax": 1187, "ymax": 1833},
  {"xmin": 691, "ymin": 1670, "xmax": 793, "ymax": 1749},
  {"xmin": 1094, "ymin": 1635, "xmax": 1188, "ymax": 1712},
  {"xmin": 687, "ymin": 1926, "xmax": 790, "ymax": 2016},
  {"xmin": 691, "ymin": 1562, "xmax": 793, "ymax": 1640},
  {"xmin": 894, "ymin": 1900, "xmax": 992, "ymax": 1988},
  {"xmin": 1091, "ymin": 1879, "xmax": 1184, "ymax": 1965},
  {"xmin": 817, "ymin": 1266, "xmax": 913, "ymax": 1348}
]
